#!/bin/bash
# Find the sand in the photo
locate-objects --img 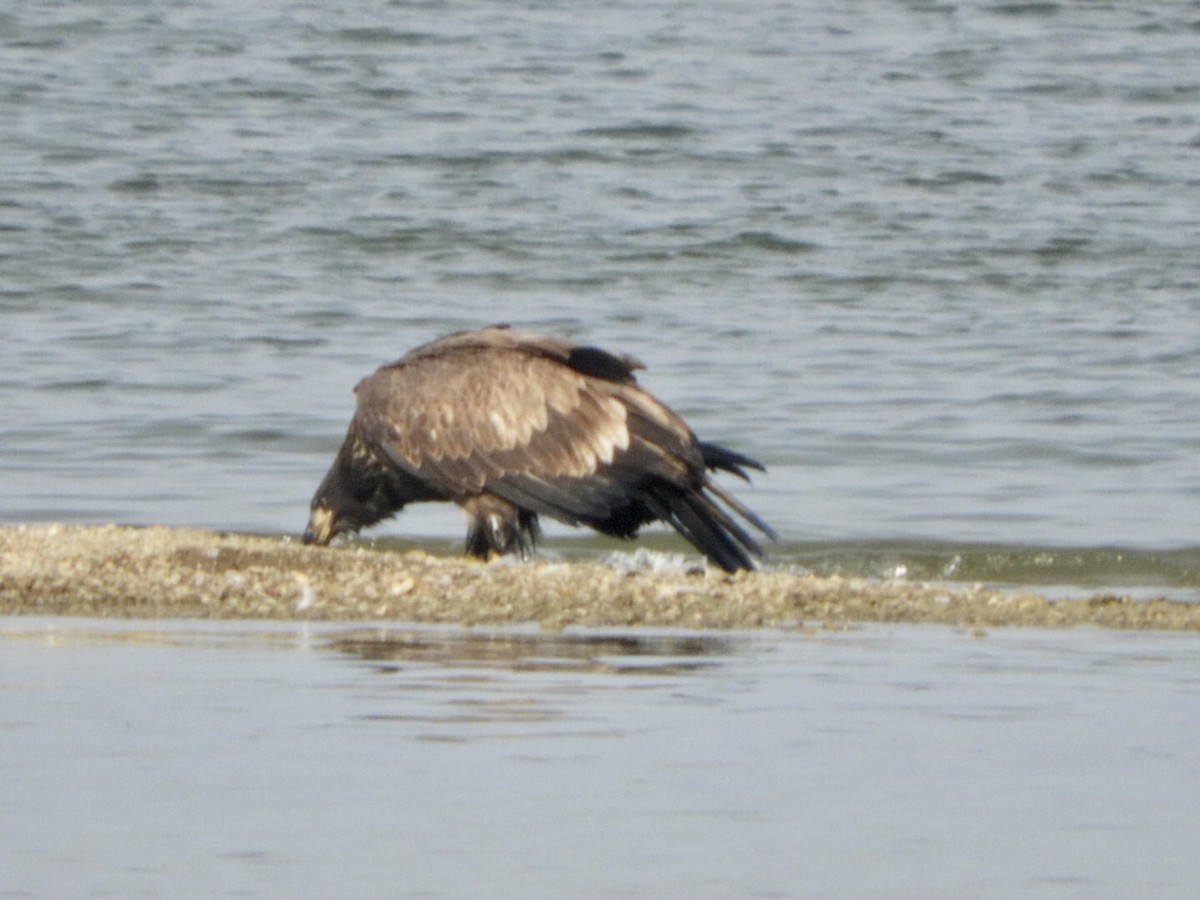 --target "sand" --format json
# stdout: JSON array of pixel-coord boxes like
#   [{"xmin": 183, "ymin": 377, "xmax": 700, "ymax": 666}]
[{"xmin": 1, "ymin": 523, "xmax": 1197, "ymax": 631}]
